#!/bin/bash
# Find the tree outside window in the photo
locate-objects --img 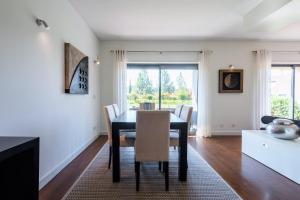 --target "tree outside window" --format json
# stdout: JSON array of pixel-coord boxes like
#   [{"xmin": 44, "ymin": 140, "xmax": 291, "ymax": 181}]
[{"xmin": 127, "ymin": 65, "xmax": 196, "ymax": 110}]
